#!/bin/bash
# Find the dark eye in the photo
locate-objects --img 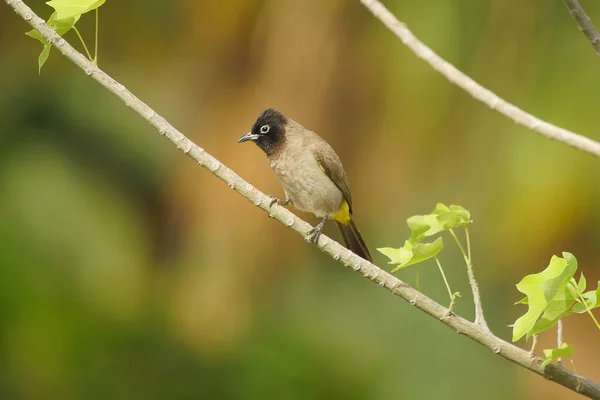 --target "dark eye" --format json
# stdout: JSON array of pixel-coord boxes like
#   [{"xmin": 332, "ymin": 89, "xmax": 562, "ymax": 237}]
[{"xmin": 260, "ymin": 125, "xmax": 270, "ymax": 134}]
